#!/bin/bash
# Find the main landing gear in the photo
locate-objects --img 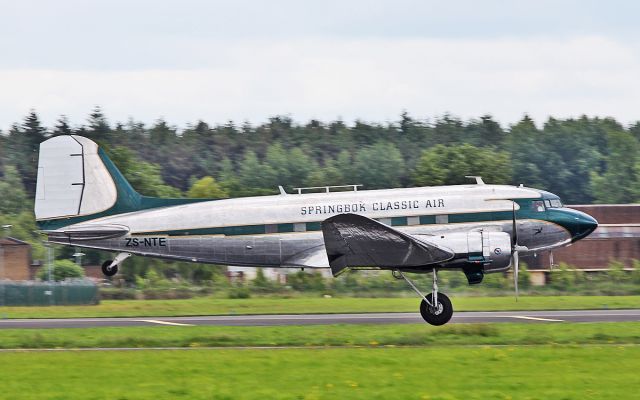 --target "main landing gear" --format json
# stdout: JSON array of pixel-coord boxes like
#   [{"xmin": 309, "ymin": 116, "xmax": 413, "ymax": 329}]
[
  {"xmin": 393, "ymin": 269, "xmax": 453, "ymax": 326},
  {"xmin": 101, "ymin": 252, "xmax": 132, "ymax": 277}
]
